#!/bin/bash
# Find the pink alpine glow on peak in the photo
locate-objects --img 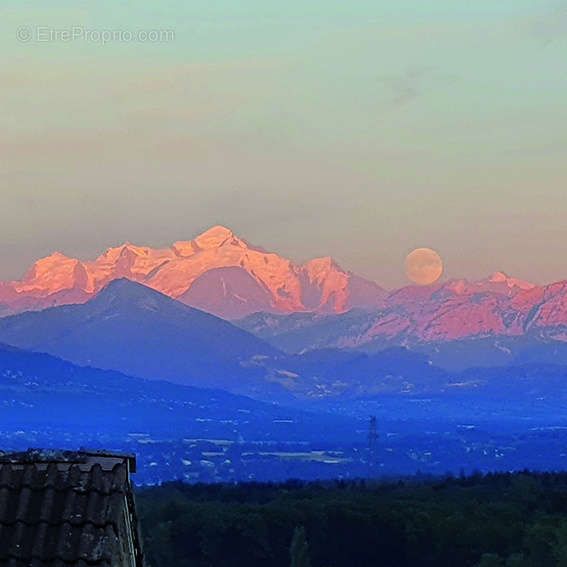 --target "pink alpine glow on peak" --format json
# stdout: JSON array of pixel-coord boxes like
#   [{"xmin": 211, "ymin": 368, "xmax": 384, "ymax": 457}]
[
  {"xmin": 488, "ymin": 271, "xmax": 535, "ymax": 291},
  {"xmin": 172, "ymin": 240, "xmax": 199, "ymax": 257},
  {"xmin": 301, "ymin": 257, "xmax": 342, "ymax": 282},
  {"xmin": 193, "ymin": 225, "xmax": 239, "ymax": 249},
  {"xmin": 0, "ymin": 226, "xmax": 385, "ymax": 319},
  {"xmin": 300, "ymin": 257, "xmax": 351, "ymax": 313},
  {"xmin": 3, "ymin": 227, "xmax": 563, "ymax": 341},
  {"xmin": 14, "ymin": 253, "xmax": 87, "ymax": 296}
]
